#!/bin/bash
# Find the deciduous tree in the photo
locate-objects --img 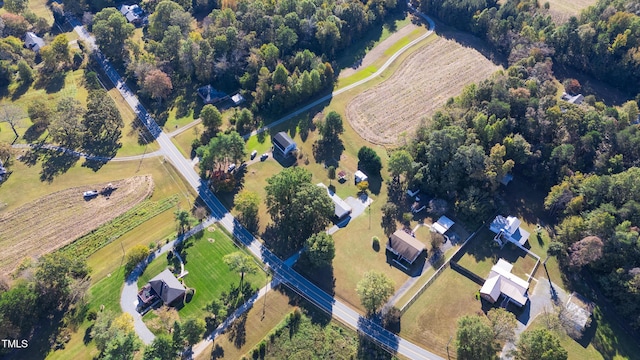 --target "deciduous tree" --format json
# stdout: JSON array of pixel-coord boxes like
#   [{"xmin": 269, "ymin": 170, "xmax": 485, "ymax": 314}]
[
  {"xmin": 234, "ymin": 190, "xmax": 260, "ymax": 232},
  {"xmin": 456, "ymin": 315, "xmax": 498, "ymax": 360},
  {"xmin": 356, "ymin": 270, "xmax": 394, "ymax": 315},
  {"xmin": 223, "ymin": 251, "xmax": 258, "ymax": 291},
  {"xmin": 305, "ymin": 232, "xmax": 335, "ymax": 268},
  {"xmin": 143, "ymin": 334, "xmax": 175, "ymax": 360},
  {"xmin": 357, "ymin": 146, "xmax": 382, "ymax": 175},
  {"xmin": 92, "ymin": 8, "xmax": 134, "ymax": 60},
  {"xmin": 124, "ymin": 245, "xmax": 149, "ymax": 274},
  {"xmin": 568, "ymin": 236, "xmax": 603, "ymax": 271},
  {"xmin": 143, "ymin": 69, "xmax": 173, "ymax": 104},
  {"xmin": 0, "ymin": 105, "xmax": 25, "ymax": 142},
  {"xmin": 487, "ymin": 308, "xmax": 517, "ymax": 343},
  {"xmin": 182, "ymin": 318, "xmax": 205, "ymax": 346},
  {"xmin": 512, "ymin": 328, "xmax": 567, "ymax": 360},
  {"xmin": 388, "ymin": 150, "xmax": 413, "ymax": 181},
  {"xmin": 200, "ymin": 104, "xmax": 222, "ymax": 133},
  {"xmin": 50, "ymin": 97, "xmax": 85, "ymax": 149}
]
